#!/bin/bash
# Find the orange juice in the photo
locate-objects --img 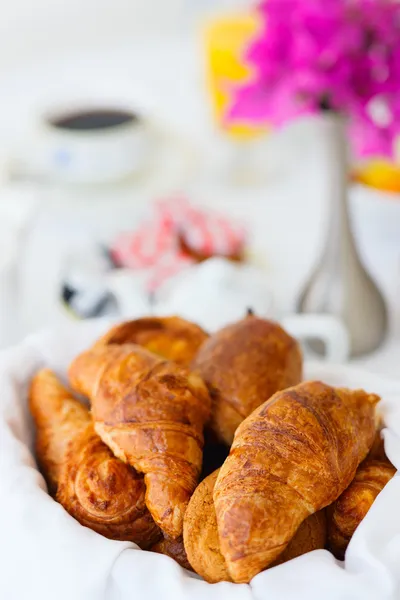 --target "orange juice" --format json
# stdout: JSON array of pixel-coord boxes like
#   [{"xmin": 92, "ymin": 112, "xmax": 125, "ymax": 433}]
[{"xmin": 203, "ymin": 11, "xmax": 266, "ymax": 139}]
